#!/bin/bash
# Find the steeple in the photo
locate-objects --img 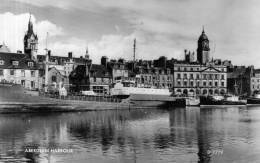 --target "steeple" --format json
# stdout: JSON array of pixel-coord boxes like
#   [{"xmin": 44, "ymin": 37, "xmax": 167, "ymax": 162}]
[
  {"xmin": 24, "ymin": 13, "xmax": 38, "ymax": 60},
  {"xmin": 85, "ymin": 46, "xmax": 89, "ymax": 59},
  {"xmin": 28, "ymin": 13, "xmax": 33, "ymax": 34},
  {"xmin": 197, "ymin": 27, "xmax": 210, "ymax": 64}
]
